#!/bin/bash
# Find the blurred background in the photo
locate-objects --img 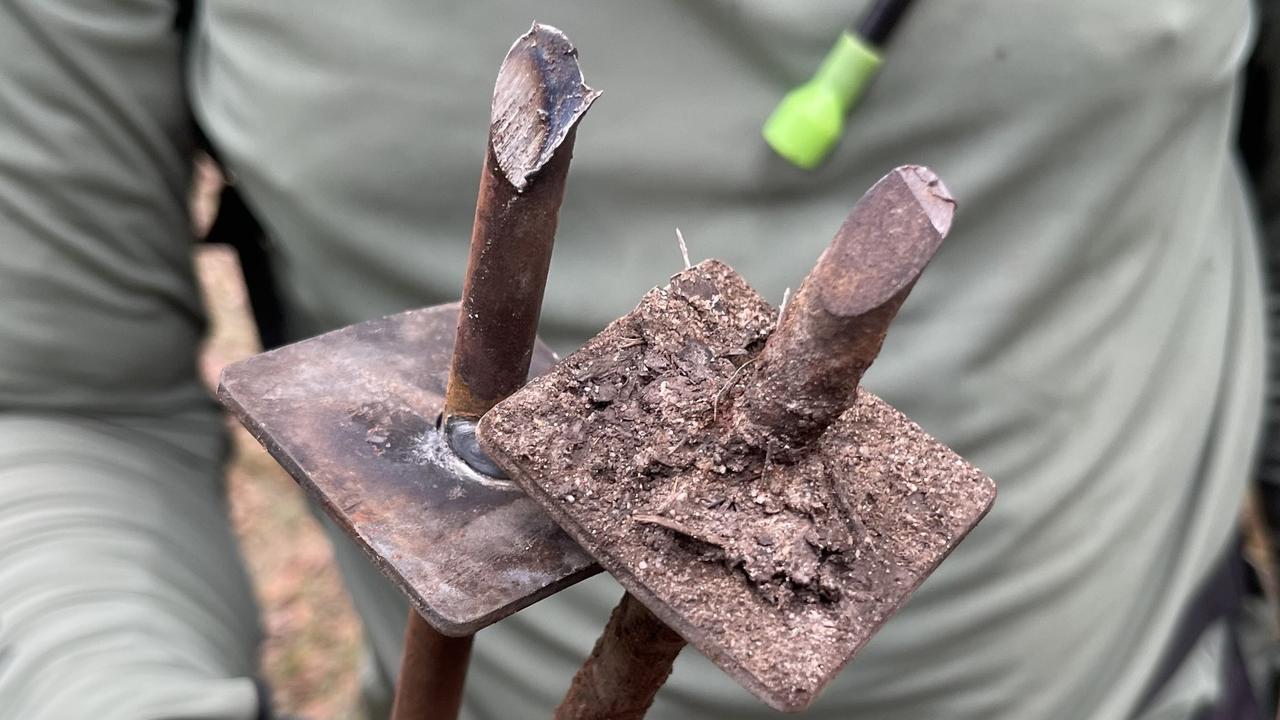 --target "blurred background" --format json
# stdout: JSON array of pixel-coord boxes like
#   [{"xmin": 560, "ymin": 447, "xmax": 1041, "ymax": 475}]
[{"xmin": 194, "ymin": 161, "xmax": 364, "ymax": 720}]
